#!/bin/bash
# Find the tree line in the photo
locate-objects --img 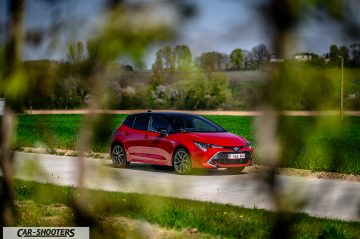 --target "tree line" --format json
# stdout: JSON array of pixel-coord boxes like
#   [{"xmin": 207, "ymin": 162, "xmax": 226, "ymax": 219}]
[
  {"xmin": 15, "ymin": 40, "xmax": 360, "ymax": 111},
  {"xmin": 151, "ymin": 43, "xmax": 271, "ymax": 72},
  {"xmin": 328, "ymin": 43, "xmax": 360, "ymax": 67},
  {"xmin": 152, "ymin": 42, "xmax": 360, "ymax": 72}
]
